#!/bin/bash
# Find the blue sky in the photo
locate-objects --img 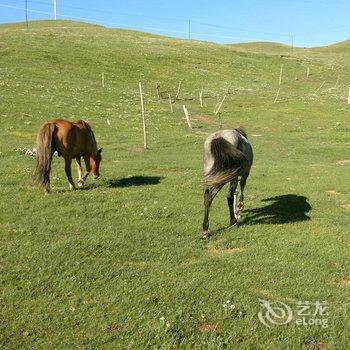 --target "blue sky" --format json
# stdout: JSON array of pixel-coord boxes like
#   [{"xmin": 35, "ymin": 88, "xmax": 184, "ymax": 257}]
[{"xmin": 0, "ymin": 0, "xmax": 349, "ymax": 47}]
